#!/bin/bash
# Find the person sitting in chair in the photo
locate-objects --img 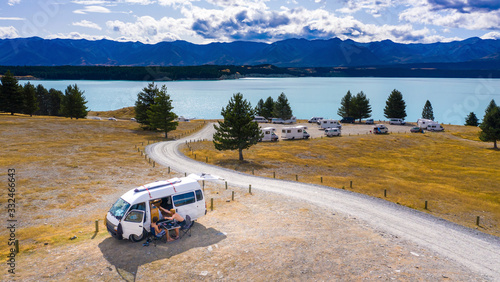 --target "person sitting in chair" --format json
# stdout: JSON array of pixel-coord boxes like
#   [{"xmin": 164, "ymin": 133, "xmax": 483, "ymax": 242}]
[
  {"xmin": 164, "ymin": 209, "xmax": 185, "ymax": 239},
  {"xmin": 151, "ymin": 216, "xmax": 175, "ymax": 242}
]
